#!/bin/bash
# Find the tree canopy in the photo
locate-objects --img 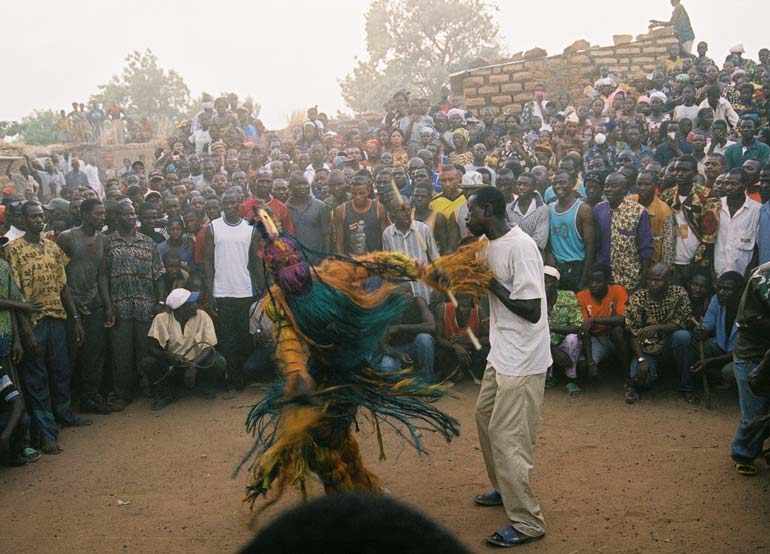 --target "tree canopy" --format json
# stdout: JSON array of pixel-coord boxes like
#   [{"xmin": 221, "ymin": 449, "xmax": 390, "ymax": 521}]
[
  {"xmin": 91, "ymin": 49, "xmax": 192, "ymax": 124},
  {"xmin": 340, "ymin": 0, "xmax": 504, "ymax": 113}
]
